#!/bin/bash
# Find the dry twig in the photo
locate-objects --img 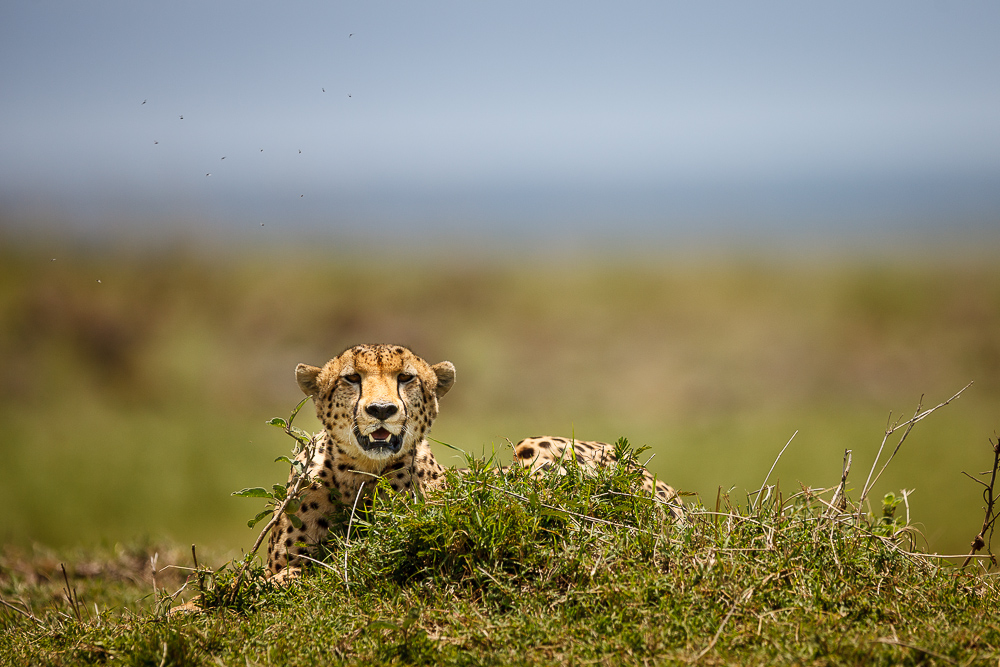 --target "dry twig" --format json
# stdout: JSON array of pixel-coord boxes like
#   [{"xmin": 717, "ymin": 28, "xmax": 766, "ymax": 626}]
[
  {"xmin": 827, "ymin": 449, "xmax": 852, "ymax": 515},
  {"xmin": 752, "ymin": 431, "xmax": 796, "ymax": 512},
  {"xmin": 961, "ymin": 436, "xmax": 1000, "ymax": 569},
  {"xmin": 0, "ymin": 596, "xmax": 48, "ymax": 628},
  {"xmin": 59, "ymin": 563, "xmax": 83, "ymax": 623},
  {"xmin": 859, "ymin": 382, "xmax": 972, "ymax": 507}
]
